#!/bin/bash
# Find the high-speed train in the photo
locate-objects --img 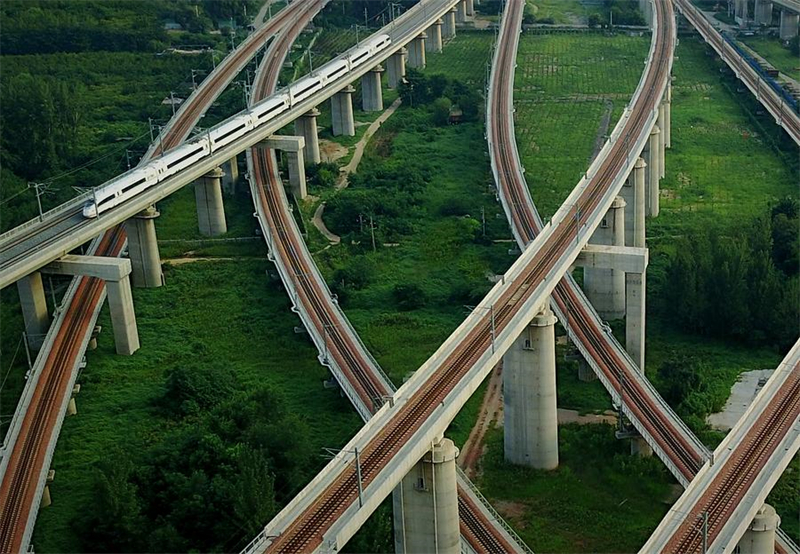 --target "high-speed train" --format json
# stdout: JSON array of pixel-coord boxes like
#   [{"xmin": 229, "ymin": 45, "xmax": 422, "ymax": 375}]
[{"xmin": 83, "ymin": 34, "xmax": 392, "ymax": 218}]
